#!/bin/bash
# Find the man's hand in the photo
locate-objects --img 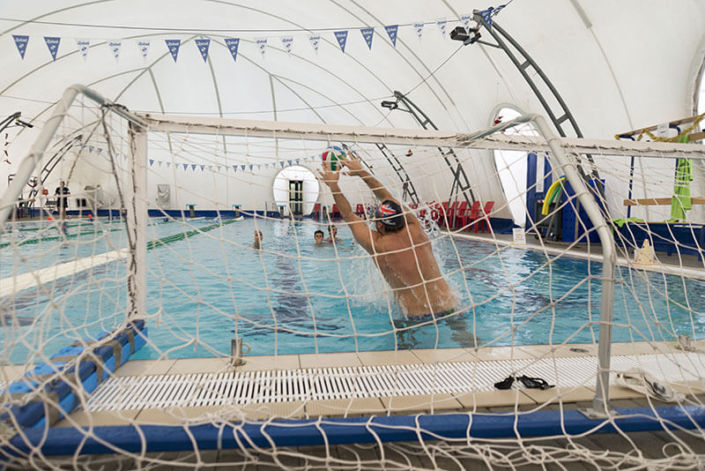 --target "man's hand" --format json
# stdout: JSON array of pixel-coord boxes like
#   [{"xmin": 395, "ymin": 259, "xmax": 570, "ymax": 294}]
[
  {"xmin": 339, "ymin": 151, "xmax": 367, "ymax": 177},
  {"xmin": 317, "ymin": 159, "xmax": 340, "ymax": 189}
]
